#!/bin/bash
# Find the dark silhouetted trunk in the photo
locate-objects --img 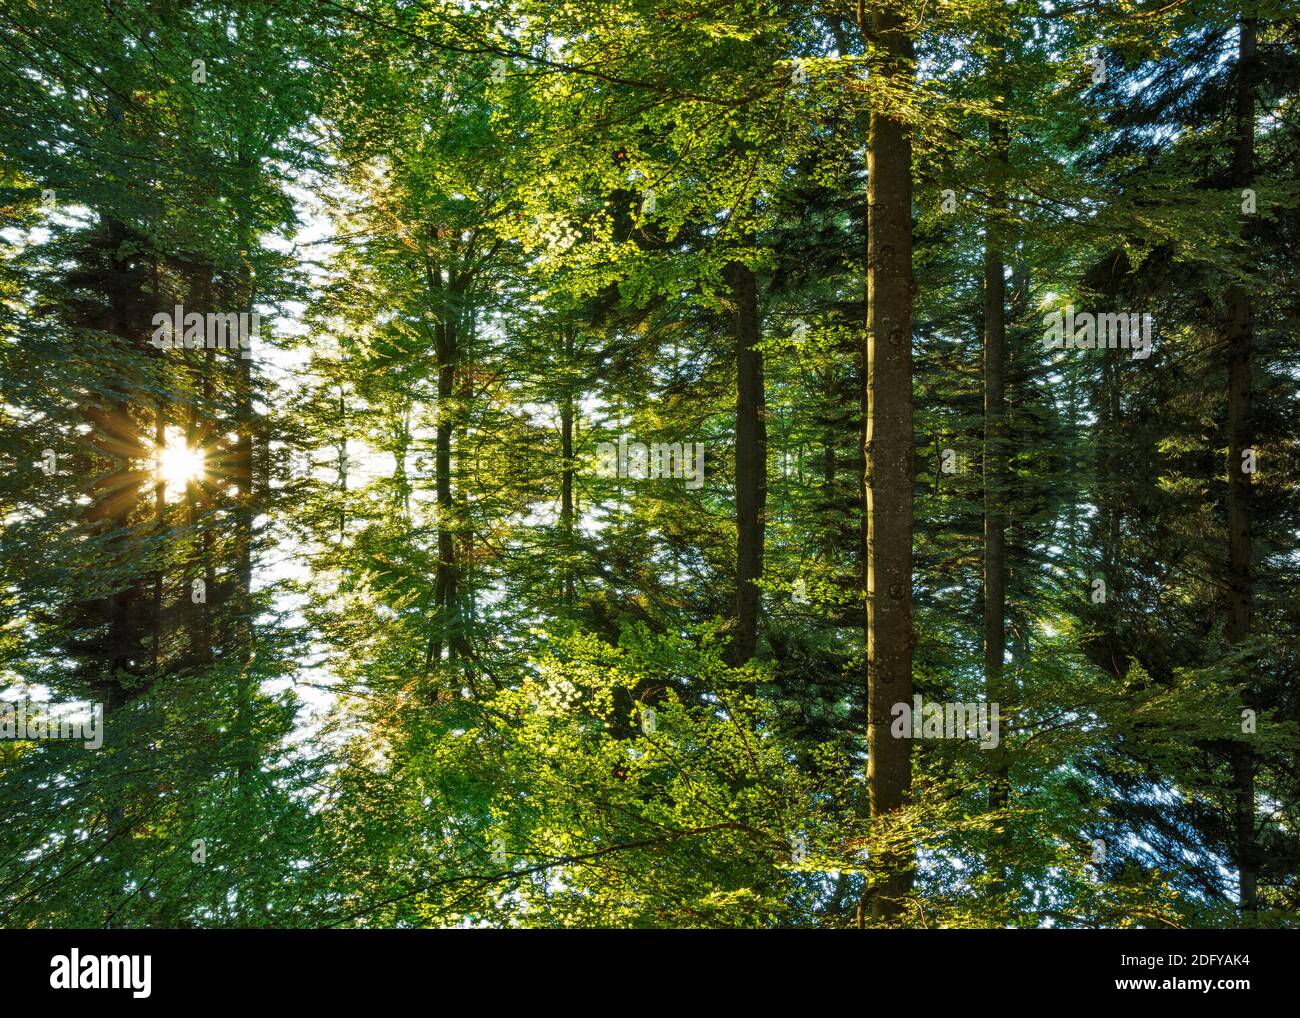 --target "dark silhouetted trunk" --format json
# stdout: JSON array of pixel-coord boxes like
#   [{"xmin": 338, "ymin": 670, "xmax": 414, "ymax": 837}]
[
  {"xmin": 1227, "ymin": 15, "xmax": 1257, "ymax": 913},
  {"xmin": 561, "ymin": 325, "xmax": 576, "ymax": 606},
  {"xmin": 729, "ymin": 245, "xmax": 765, "ymax": 665},
  {"xmin": 984, "ymin": 44, "xmax": 1011, "ymax": 889}
]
